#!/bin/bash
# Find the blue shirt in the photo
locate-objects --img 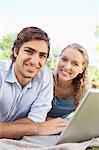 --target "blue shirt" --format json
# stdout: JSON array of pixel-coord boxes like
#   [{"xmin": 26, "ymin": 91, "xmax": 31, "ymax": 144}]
[
  {"xmin": 47, "ymin": 96, "xmax": 75, "ymax": 118},
  {"xmin": 0, "ymin": 62, "xmax": 53, "ymax": 122}
]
